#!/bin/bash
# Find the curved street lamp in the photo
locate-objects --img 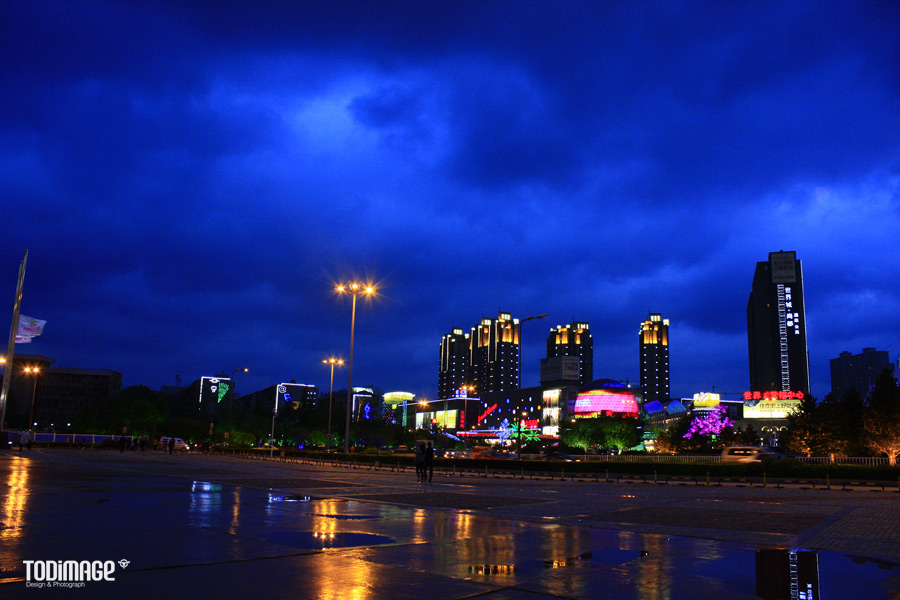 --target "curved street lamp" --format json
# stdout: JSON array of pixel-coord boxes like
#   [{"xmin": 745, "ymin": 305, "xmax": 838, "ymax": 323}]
[
  {"xmin": 335, "ymin": 282, "xmax": 375, "ymax": 453},
  {"xmin": 322, "ymin": 357, "xmax": 344, "ymax": 448}
]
